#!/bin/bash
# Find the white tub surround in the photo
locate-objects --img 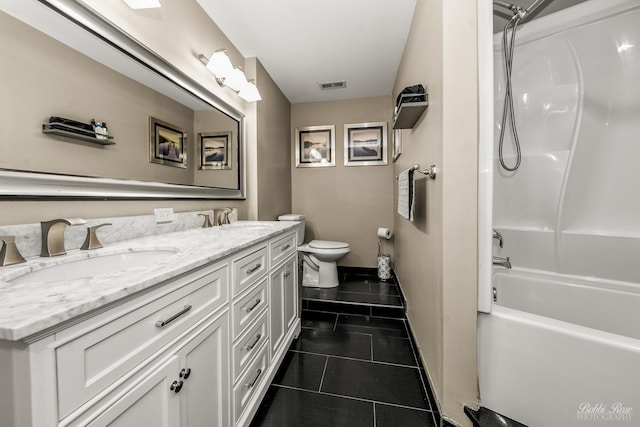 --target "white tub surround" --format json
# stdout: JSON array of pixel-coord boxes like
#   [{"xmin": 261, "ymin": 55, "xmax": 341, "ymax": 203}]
[
  {"xmin": 491, "ymin": 0, "xmax": 640, "ymax": 288},
  {"xmin": 0, "ymin": 220, "xmax": 300, "ymax": 427},
  {"xmin": 480, "ymin": 0, "xmax": 640, "ymax": 425}
]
